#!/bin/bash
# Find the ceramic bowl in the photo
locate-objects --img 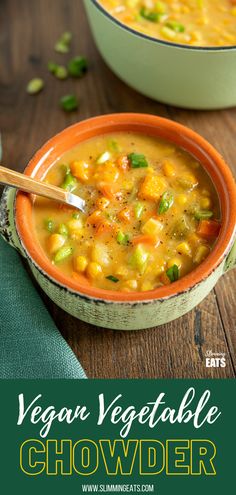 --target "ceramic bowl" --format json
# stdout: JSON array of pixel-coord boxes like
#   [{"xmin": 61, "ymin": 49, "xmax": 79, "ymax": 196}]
[
  {"xmin": 84, "ymin": 0, "xmax": 236, "ymax": 110},
  {"xmin": 0, "ymin": 113, "xmax": 236, "ymax": 330}
]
